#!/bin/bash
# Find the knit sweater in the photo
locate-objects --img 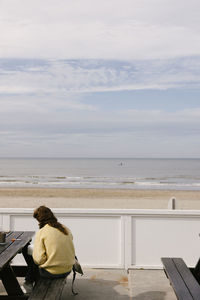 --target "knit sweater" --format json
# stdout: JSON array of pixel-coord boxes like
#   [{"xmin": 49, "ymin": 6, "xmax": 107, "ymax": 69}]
[{"xmin": 33, "ymin": 224, "xmax": 75, "ymax": 274}]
